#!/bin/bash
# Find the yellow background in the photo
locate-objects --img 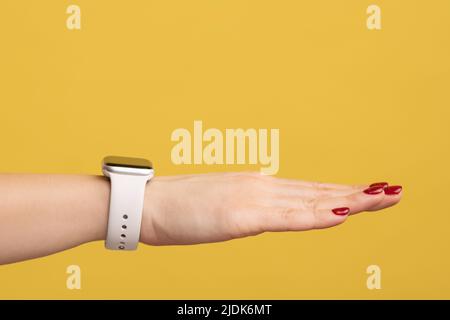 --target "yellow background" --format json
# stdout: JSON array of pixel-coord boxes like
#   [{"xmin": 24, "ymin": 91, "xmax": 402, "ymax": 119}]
[{"xmin": 0, "ymin": 0, "xmax": 449, "ymax": 299}]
